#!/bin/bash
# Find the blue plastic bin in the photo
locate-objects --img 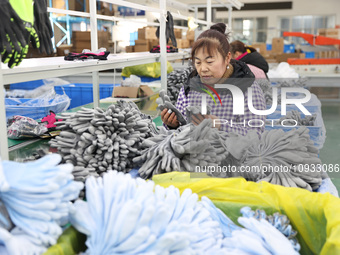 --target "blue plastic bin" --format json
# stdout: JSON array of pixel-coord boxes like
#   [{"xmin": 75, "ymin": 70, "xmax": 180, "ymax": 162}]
[
  {"xmin": 304, "ymin": 52, "xmax": 315, "ymax": 58},
  {"xmin": 10, "ymin": 80, "xmax": 44, "ymax": 90},
  {"xmin": 284, "ymin": 44, "xmax": 295, "ymax": 53},
  {"xmin": 54, "ymin": 83, "xmax": 118, "ymax": 109},
  {"xmin": 5, "ymin": 97, "xmax": 70, "ymax": 121}
]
